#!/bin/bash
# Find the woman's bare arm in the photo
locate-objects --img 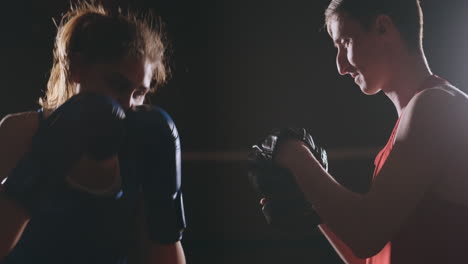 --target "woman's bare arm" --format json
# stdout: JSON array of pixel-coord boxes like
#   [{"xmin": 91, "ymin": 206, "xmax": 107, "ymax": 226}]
[{"xmin": 0, "ymin": 113, "xmax": 38, "ymax": 259}]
